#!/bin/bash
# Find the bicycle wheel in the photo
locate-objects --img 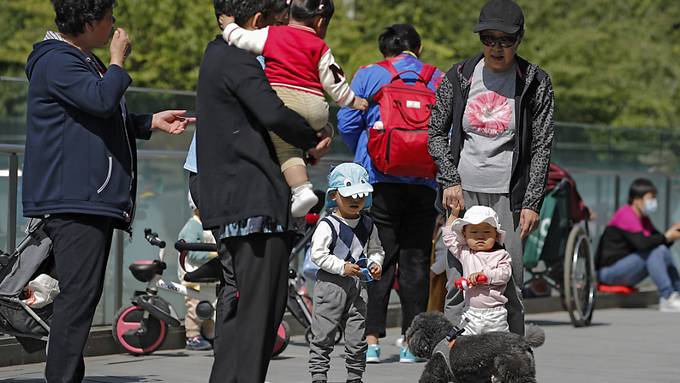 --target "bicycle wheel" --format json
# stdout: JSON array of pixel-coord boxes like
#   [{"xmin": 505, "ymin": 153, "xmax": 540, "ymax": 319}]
[
  {"xmin": 272, "ymin": 321, "xmax": 290, "ymax": 357},
  {"xmin": 112, "ymin": 304, "xmax": 168, "ymax": 355},
  {"xmin": 563, "ymin": 226, "xmax": 596, "ymax": 327}
]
